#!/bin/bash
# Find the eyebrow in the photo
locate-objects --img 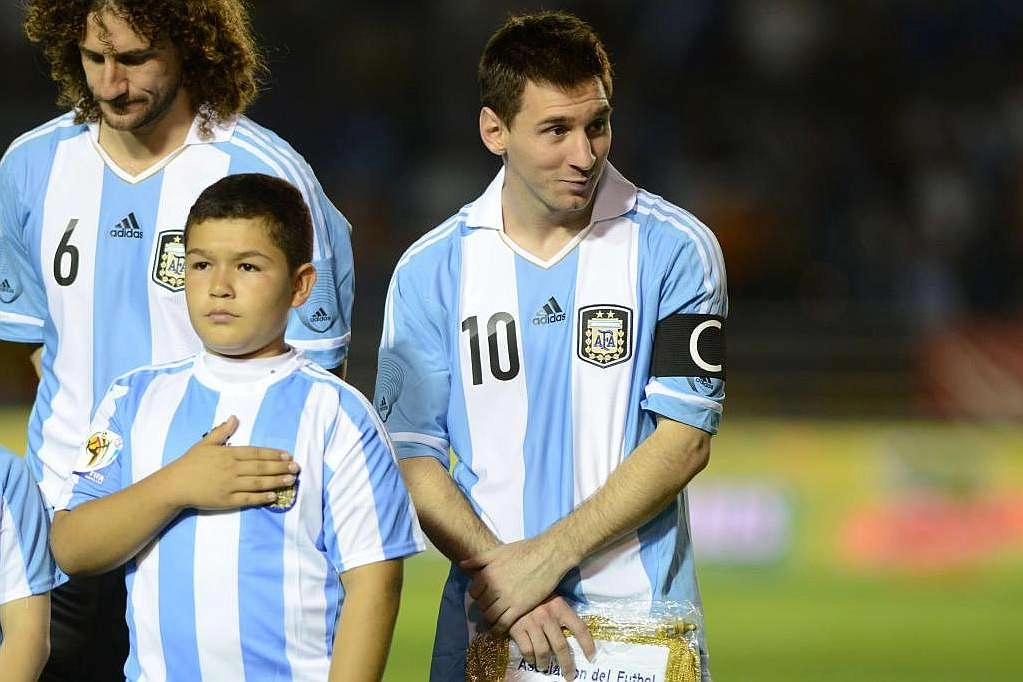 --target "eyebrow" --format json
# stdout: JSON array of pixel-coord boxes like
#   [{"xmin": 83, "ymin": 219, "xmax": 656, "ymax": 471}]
[
  {"xmin": 185, "ymin": 248, "xmax": 272, "ymax": 260},
  {"xmin": 79, "ymin": 45, "xmax": 157, "ymax": 60},
  {"xmin": 536, "ymin": 106, "xmax": 613, "ymax": 128}
]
